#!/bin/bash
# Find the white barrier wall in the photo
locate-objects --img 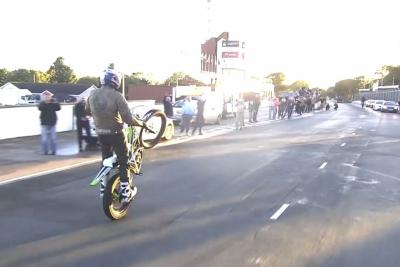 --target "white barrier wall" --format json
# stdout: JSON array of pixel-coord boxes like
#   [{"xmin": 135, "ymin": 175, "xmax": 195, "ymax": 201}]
[
  {"xmin": 0, "ymin": 104, "xmax": 75, "ymax": 140},
  {"xmin": 0, "ymin": 100, "xmax": 160, "ymax": 140}
]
